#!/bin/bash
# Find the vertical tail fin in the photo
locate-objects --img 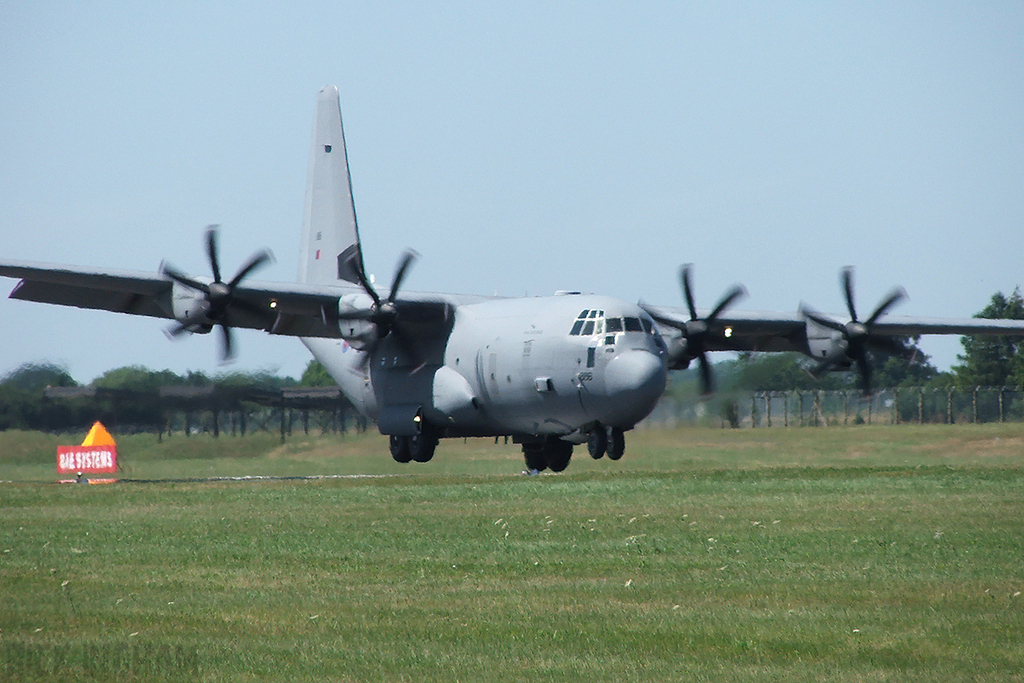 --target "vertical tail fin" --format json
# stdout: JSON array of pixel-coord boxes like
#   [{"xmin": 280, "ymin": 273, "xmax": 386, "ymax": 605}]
[{"xmin": 297, "ymin": 85, "xmax": 366, "ymax": 285}]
